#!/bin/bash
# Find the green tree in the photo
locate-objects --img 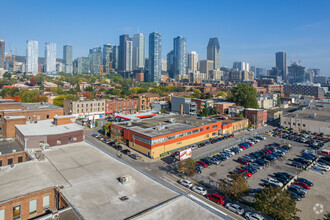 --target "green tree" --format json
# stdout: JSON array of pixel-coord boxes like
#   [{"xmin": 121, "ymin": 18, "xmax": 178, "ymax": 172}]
[
  {"xmin": 39, "ymin": 84, "xmax": 45, "ymax": 90},
  {"xmin": 210, "ymin": 107, "xmax": 218, "ymax": 115},
  {"xmin": 219, "ymin": 173, "xmax": 249, "ymax": 200},
  {"xmin": 160, "ymin": 109, "xmax": 165, "ymax": 114},
  {"xmin": 217, "ymin": 91, "xmax": 228, "ymax": 97},
  {"xmin": 237, "ymin": 112, "xmax": 244, "ymax": 118},
  {"xmin": 198, "ymin": 107, "xmax": 210, "ymax": 117},
  {"xmin": 277, "ymin": 97, "xmax": 281, "ymax": 107},
  {"xmin": 248, "ymin": 120, "xmax": 253, "ymax": 129},
  {"xmin": 102, "ymin": 122, "xmax": 111, "ymax": 135},
  {"xmin": 254, "ymin": 186, "xmax": 299, "ymax": 220},
  {"xmin": 3, "ymin": 72, "xmax": 11, "ymax": 80},
  {"xmin": 229, "ymin": 84, "xmax": 259, "ymax": 108},
  {"xmin": 53, "ymin": 94, "xmax": 77, "ymax": 107},
  {"xmin": 74, "ymin": 84, "xmax": 81, "ymax": 93},
  {"xmin": 192, "ymin": 89, "xmax": 202, "ymax": 98},
  {"xmin": 178, "ymin": 158, "xmax": 196, "ymax": 176}
]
